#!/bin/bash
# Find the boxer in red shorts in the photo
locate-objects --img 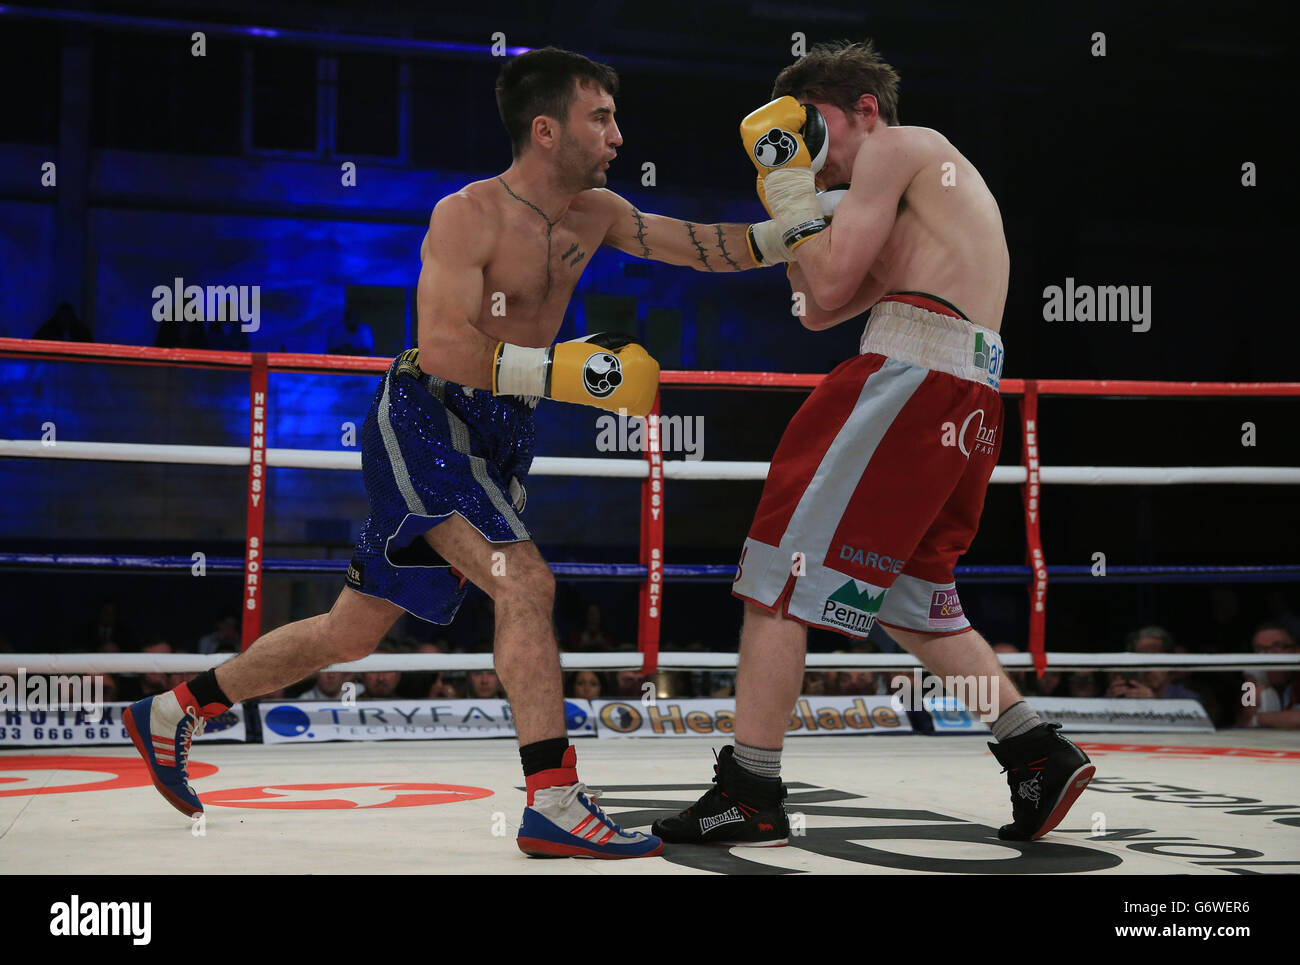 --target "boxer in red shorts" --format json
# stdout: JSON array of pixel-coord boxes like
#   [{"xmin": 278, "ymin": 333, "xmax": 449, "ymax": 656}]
[{"xmin": 655, "ymin": 40, "xmax": 1094, "ymax": 846}]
